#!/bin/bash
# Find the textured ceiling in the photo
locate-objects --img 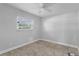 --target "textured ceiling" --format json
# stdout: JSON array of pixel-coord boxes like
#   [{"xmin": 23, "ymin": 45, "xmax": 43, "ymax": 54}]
[{"xmin": 9, "ymin": 3, "xmax": 79, "ymax": 18}]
